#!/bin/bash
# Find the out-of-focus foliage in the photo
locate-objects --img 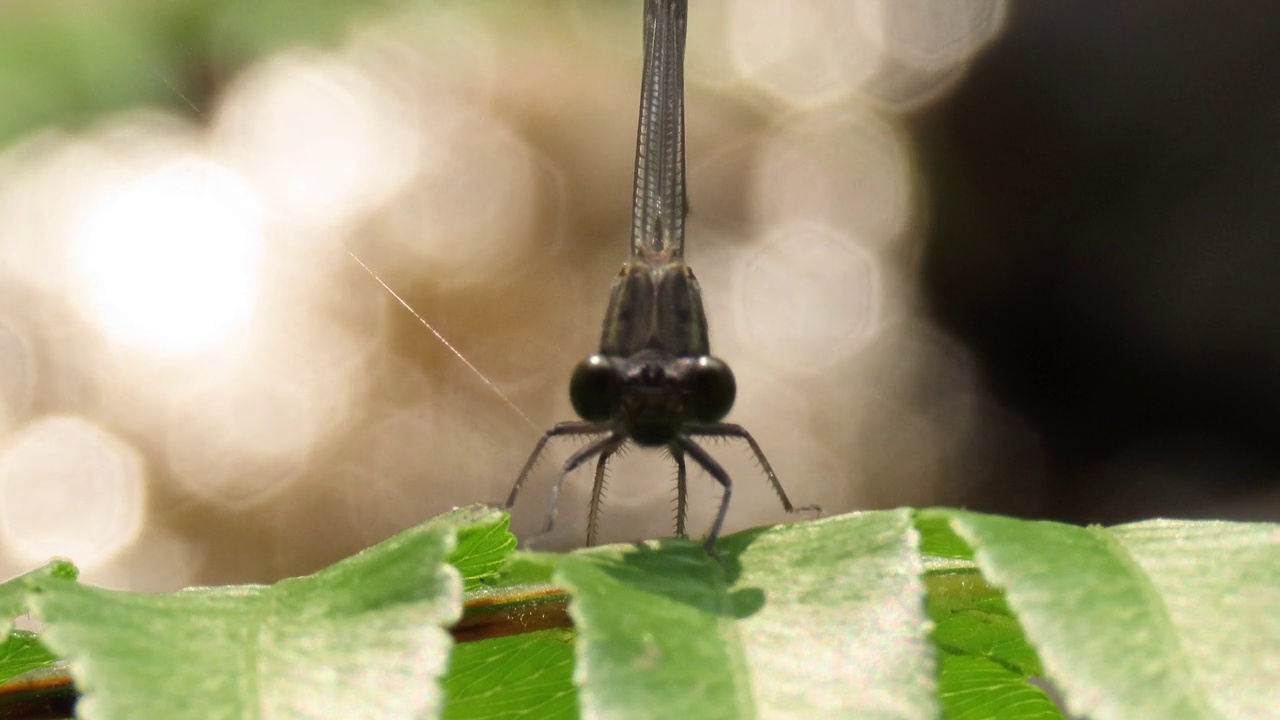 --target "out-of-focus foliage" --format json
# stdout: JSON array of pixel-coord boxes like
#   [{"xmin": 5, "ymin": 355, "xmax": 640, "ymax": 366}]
[{"xmin": 0, "ymin": 0, "xmax": 411, "ymax": 145}]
